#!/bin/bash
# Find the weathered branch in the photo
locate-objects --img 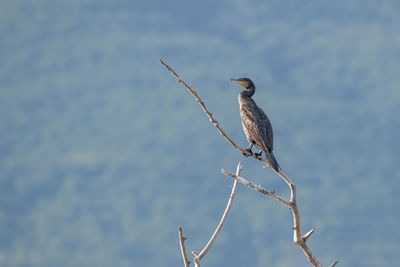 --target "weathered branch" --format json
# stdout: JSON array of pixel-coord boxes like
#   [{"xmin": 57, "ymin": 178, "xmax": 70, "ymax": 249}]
[
  {"xmin": 178, "ymin": 163, "xmax": 242, "ymax": 267},
  {"xmin": 160, "ymin": 59, "xmax": 272, "ymax": 169},
  {"xmin": 178, "ymin": 227, "xmax": 190, "ymax": 267},
  {"xmin": 303, "ymin": 229, "xmax": 315, "ymax": 242},
  {"xmin": 221, "ymin": 169, "xmax": 290, "ymax": 208},
  {"xmin": 330, "ymin": 259, "xmax": 339, "ymax": 267},
  {"xmin": 194, "ymin": 163, "xmax": 241, "ymax": 265},
  {"xmin": 222, "ymin": 169, "xmax": 324, "ymax": 266},
  {"xmin": 161, "ymin": 59, "xmax": 338, "ymax": 266}
]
